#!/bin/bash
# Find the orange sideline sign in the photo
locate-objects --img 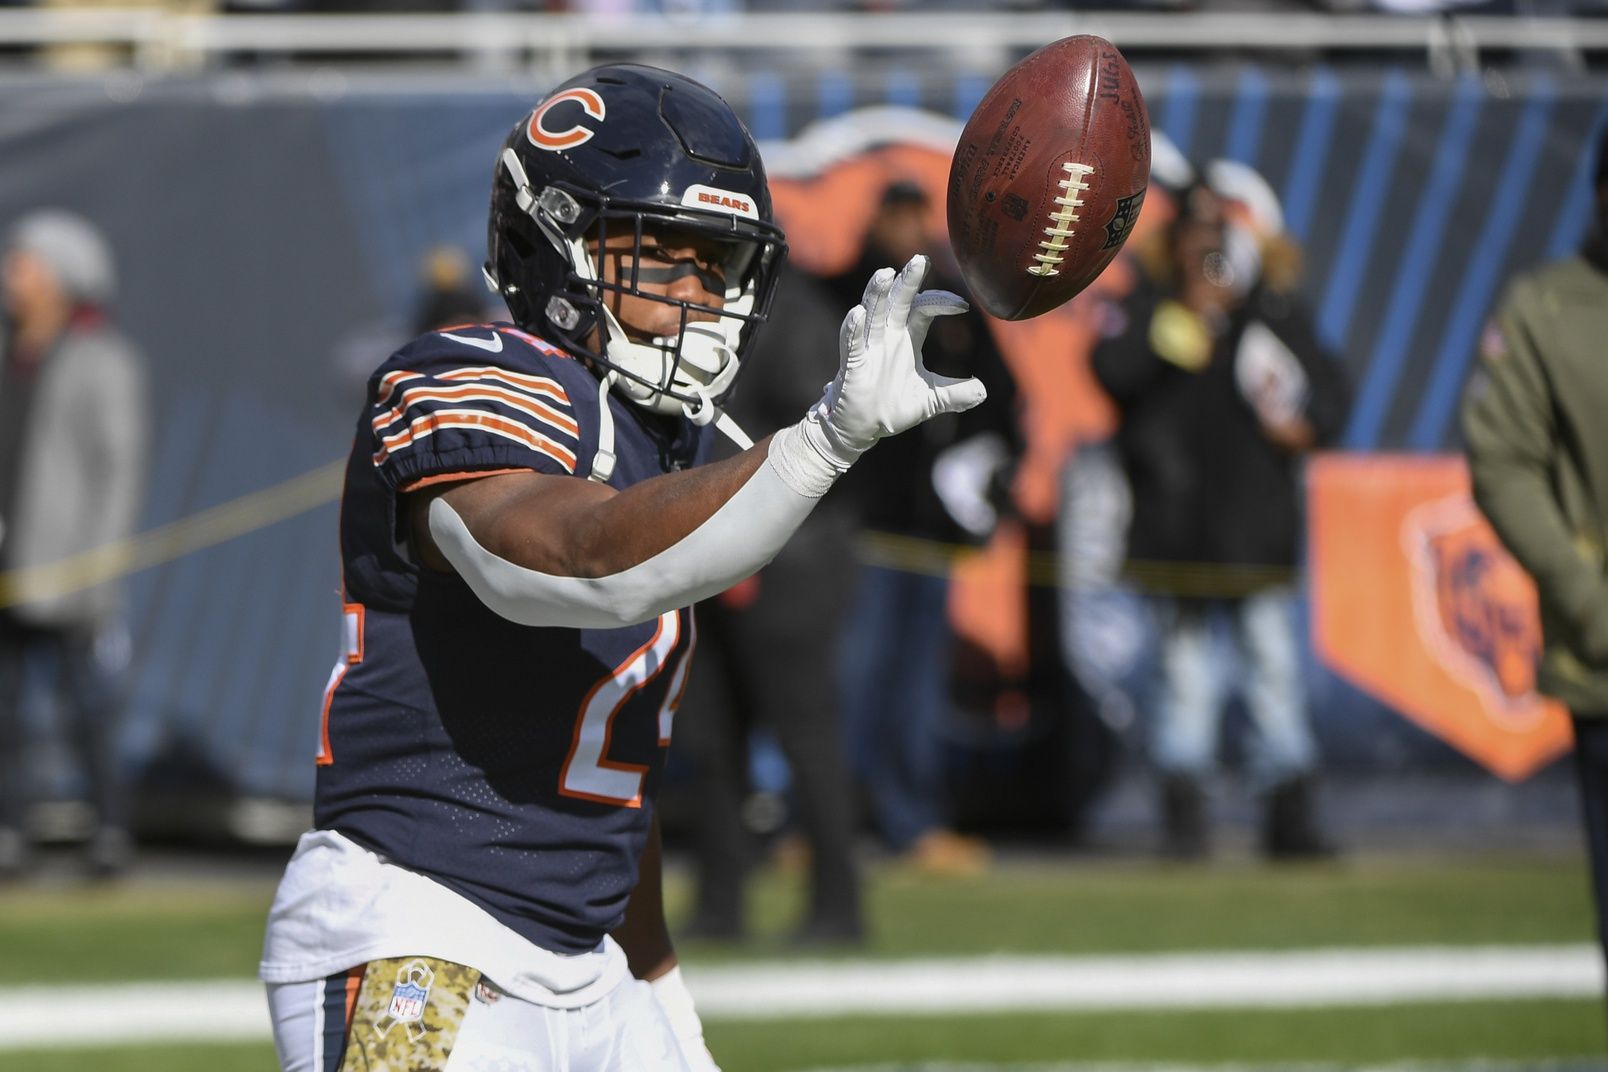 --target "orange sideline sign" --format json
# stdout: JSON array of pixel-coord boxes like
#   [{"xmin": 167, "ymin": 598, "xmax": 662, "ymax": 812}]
[{"xmin": 1309, "ymin": 454, "xmax": 1572, "ymax": 781}]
